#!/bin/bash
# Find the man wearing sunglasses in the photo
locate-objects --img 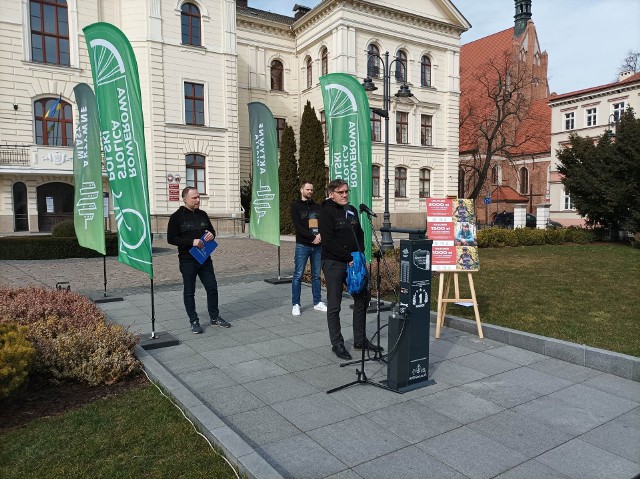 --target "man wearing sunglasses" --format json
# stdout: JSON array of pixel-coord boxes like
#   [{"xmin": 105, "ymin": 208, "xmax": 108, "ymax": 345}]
[{"xmin": 318, "ymin": 178, "xmax": 383, "ymax": 360}]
